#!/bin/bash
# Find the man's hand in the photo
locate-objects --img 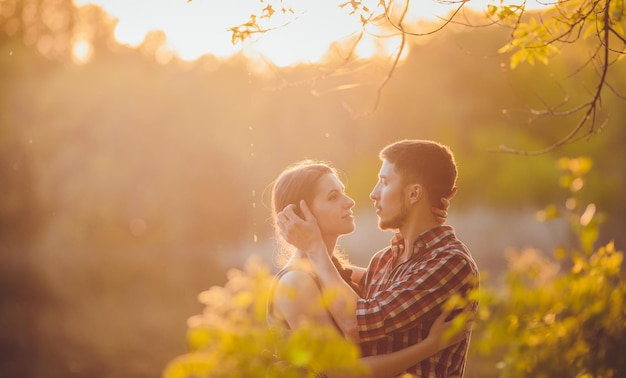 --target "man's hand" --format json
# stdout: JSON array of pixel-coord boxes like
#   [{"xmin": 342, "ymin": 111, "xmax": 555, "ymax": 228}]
[
  {"xmin": 277, "ymin": 200, "xmax": 325, "ymax": 254},
  {"xmin": 428, "ymin": 307, "xmax": 473, "ymax": 350}
]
